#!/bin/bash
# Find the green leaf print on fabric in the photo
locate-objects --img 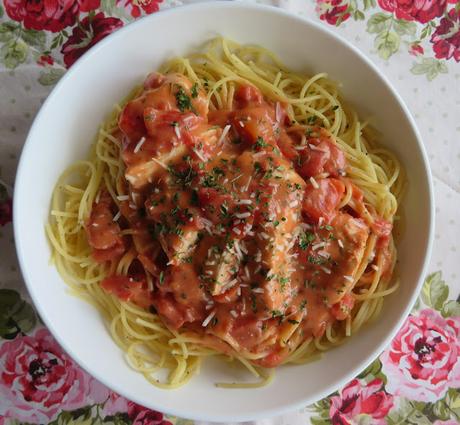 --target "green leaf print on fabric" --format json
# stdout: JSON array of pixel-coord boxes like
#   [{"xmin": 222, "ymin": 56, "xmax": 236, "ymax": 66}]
[
  {"xmin": 357, "ymin": 358, "xmax": 387, "ymax": 384},
  {"xmin": 367, "ymin": 12, "xmax": 392, "ymax": 34},
  {"xmin": 0, "ymin": 22, "xmax": 18, "ymax": 43},
  {"xmin": 310, "ymin": 397, "xmax": 333, "ymax": 425},
  {"xmin": 442, "ymin": 300, "xmax": 460, "ymax": 318},
  {"xmin": 385, "ymin": 398, "xmax": 431, "ymax": 425},
  {"xmin": 1, "ymin": 39, "xmax": 28, "ymax": 69},
  {"xmin": 375, "ymin": 31, "xmax": 400, "ymax": 60},
  {"xmin": 0, "ymin": 289, "xmax": 37, "ymax": 339},
  {"xmin": 21, "ymin": 29, "xmax": 46, "ymax": 50},
  {"xmin": 48, "ymin": 405, "xmax": 96, "ymax": 425},
  {"xmin": 393, "ymin": 19, "xmax": 417, "ymax": 36},
  {"xmin": 411, "ymin": 58, "xmax": 449, "ymax": 81},
  {"xmin": 433, "ymin": 388, "xmax": 460, "ymax": 422},
  {"xmin": 420, "ymin": 270, "xmax": 460, "ymax": 315},
  {"xmin": 421, "ymin": 271, "xmax": 449, "ymax": 309},
  {"xmin": 366, "ymin": 13, "xmax": 401, "ymax": 60},
  {"xmin": 38, "ymin": 68, "xmax": 65, "ymax": 86}
]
